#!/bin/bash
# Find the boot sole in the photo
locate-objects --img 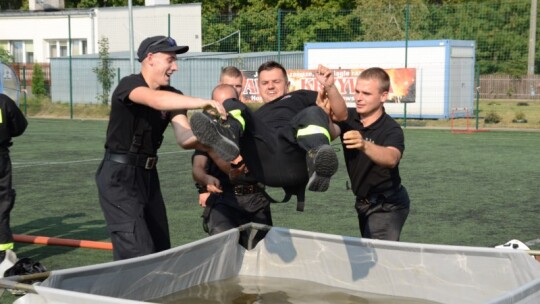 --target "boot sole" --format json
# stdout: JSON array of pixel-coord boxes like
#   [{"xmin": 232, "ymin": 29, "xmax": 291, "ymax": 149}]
[
  {"xmin": 307, "ymin": 145, "xmax": 338, "ymax": 192},
  {"xmin": 190, "ymin": 112, "xmax": 239, "ymax": 162}
]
